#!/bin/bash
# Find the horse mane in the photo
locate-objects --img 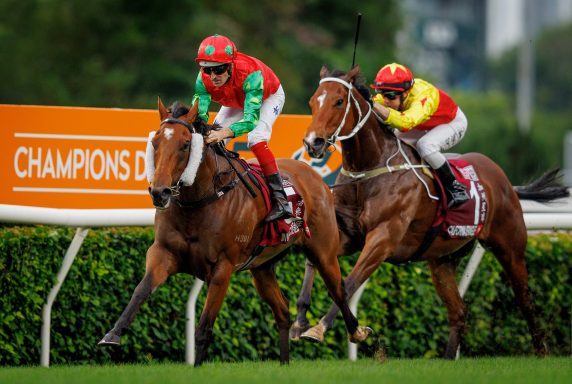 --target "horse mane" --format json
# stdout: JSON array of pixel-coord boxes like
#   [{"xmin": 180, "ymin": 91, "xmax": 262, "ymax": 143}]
[
  {"xmin": 329, "ymin": 69, "xmax": 372, "ymax": 105},
  {"xmin": 168, "ymin": 101, "xmax": 222, "ymax": 135}
]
